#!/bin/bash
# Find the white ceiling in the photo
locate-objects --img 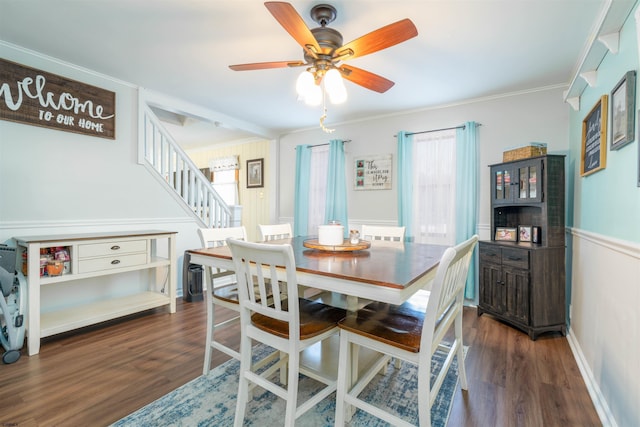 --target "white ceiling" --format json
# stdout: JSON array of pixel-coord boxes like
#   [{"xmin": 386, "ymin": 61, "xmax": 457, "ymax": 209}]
[{"xmin": 0, "ymin": 0, "xmax": 629, "ymax": 148}]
